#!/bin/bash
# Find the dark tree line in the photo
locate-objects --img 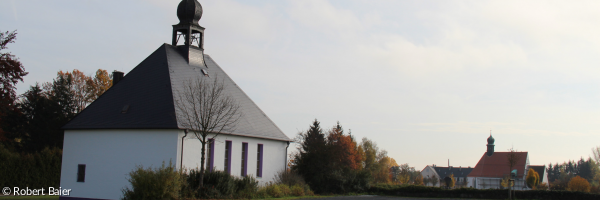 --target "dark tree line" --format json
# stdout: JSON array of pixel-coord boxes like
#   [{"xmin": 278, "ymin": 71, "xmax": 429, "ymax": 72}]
[
  {"xmin": 548, "ymin": 158, "xmax": 595, "ymax": 182},
  {"xmin": 547, "ymin": 157, "xmax": 598, "ymax": 190}
]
